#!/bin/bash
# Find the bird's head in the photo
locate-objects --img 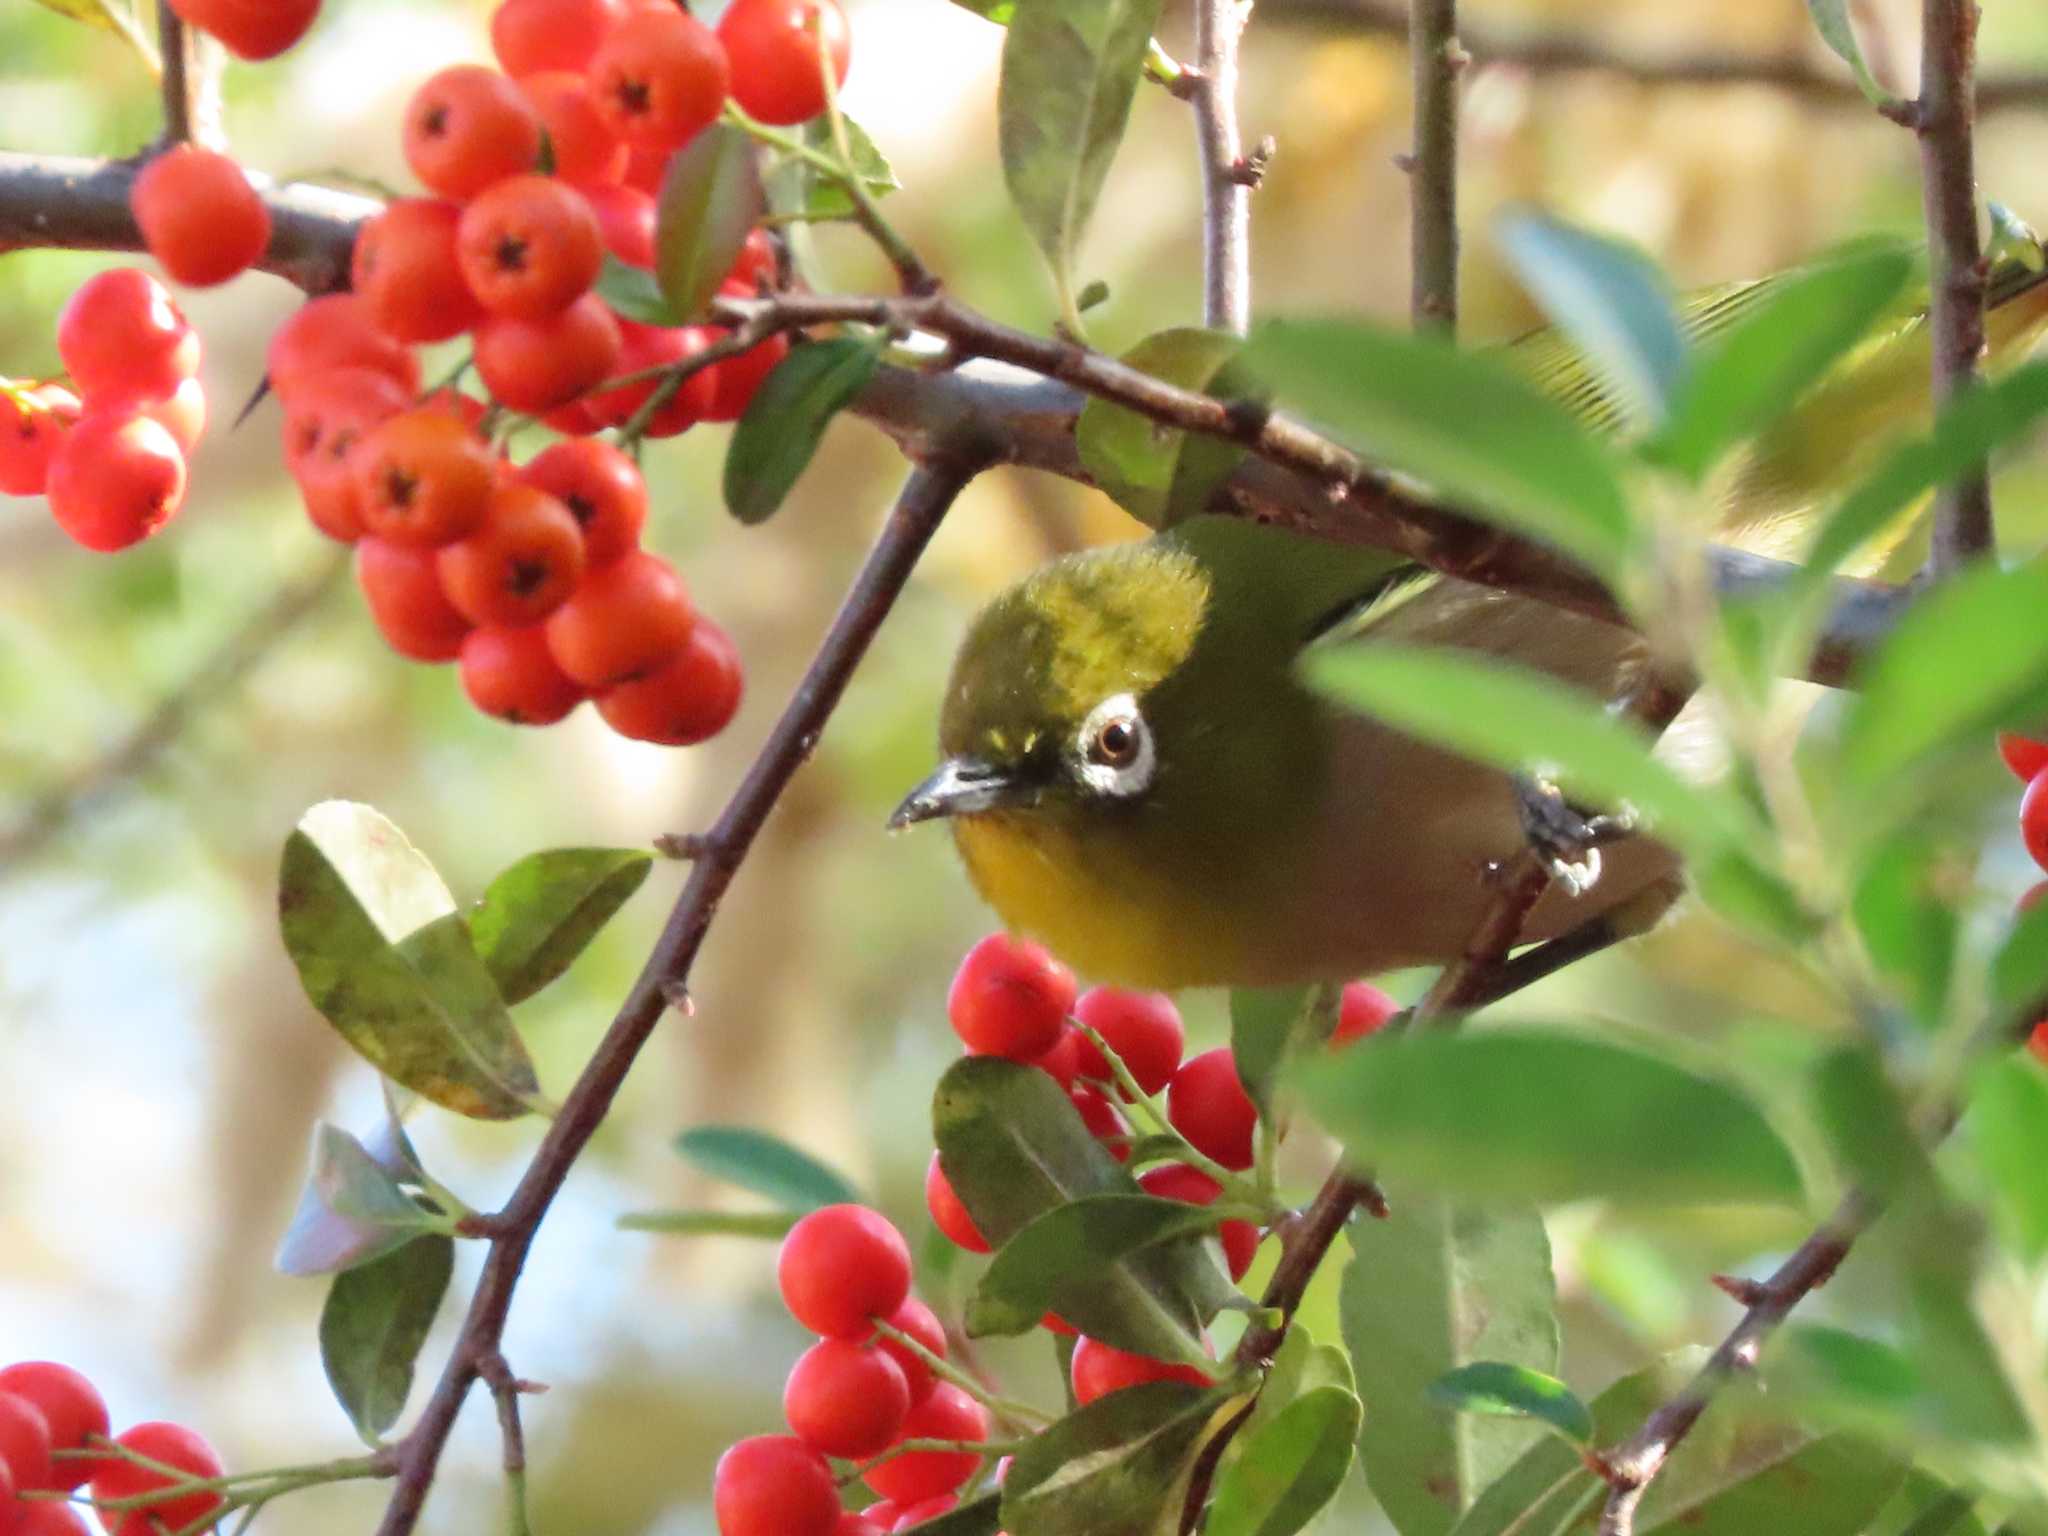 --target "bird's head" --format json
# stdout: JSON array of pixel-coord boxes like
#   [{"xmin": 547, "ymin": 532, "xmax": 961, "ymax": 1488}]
[{"xmin": 888, "ymin": 538, "xmax": 1213, "ymax": 831}]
